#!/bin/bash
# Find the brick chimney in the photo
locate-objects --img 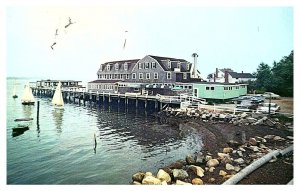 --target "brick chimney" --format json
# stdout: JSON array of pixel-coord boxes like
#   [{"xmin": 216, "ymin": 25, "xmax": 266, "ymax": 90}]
[
  {"xmin": 225, "ymin": 71, "xmax": 229, "ymax": 83},
  {"xmin": 213, "ymin": 74, "xmax": 216, "ymax": 82},
  {"xmin": 216, "ymin": 68, "xmax": 218, "ymax": 78}
]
